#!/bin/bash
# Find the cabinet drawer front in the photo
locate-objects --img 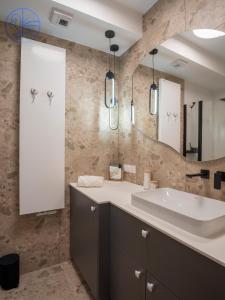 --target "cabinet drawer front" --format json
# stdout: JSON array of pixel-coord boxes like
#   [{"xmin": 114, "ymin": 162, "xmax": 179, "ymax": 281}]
[
  {"xmin": 110, "ymin": 206, "xmax": 148, "ymax": 262},
  {"xmin": 110, "ymin": 246, "xmax": 146, "ymax": 300},
  {"xmin": 146, "ymin": 273, "xmax": 178, "ymax": 300},
  {"xmin": 70, "ymin": 188, "xmax": 99, "ymax": 298},
  {"xmin": 147, "ymin": 227, "xmax": 225, "ymax": 300},
  {"xmin": 110, "ymin": 206, "xmax": 147, "ymax": 300}
]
